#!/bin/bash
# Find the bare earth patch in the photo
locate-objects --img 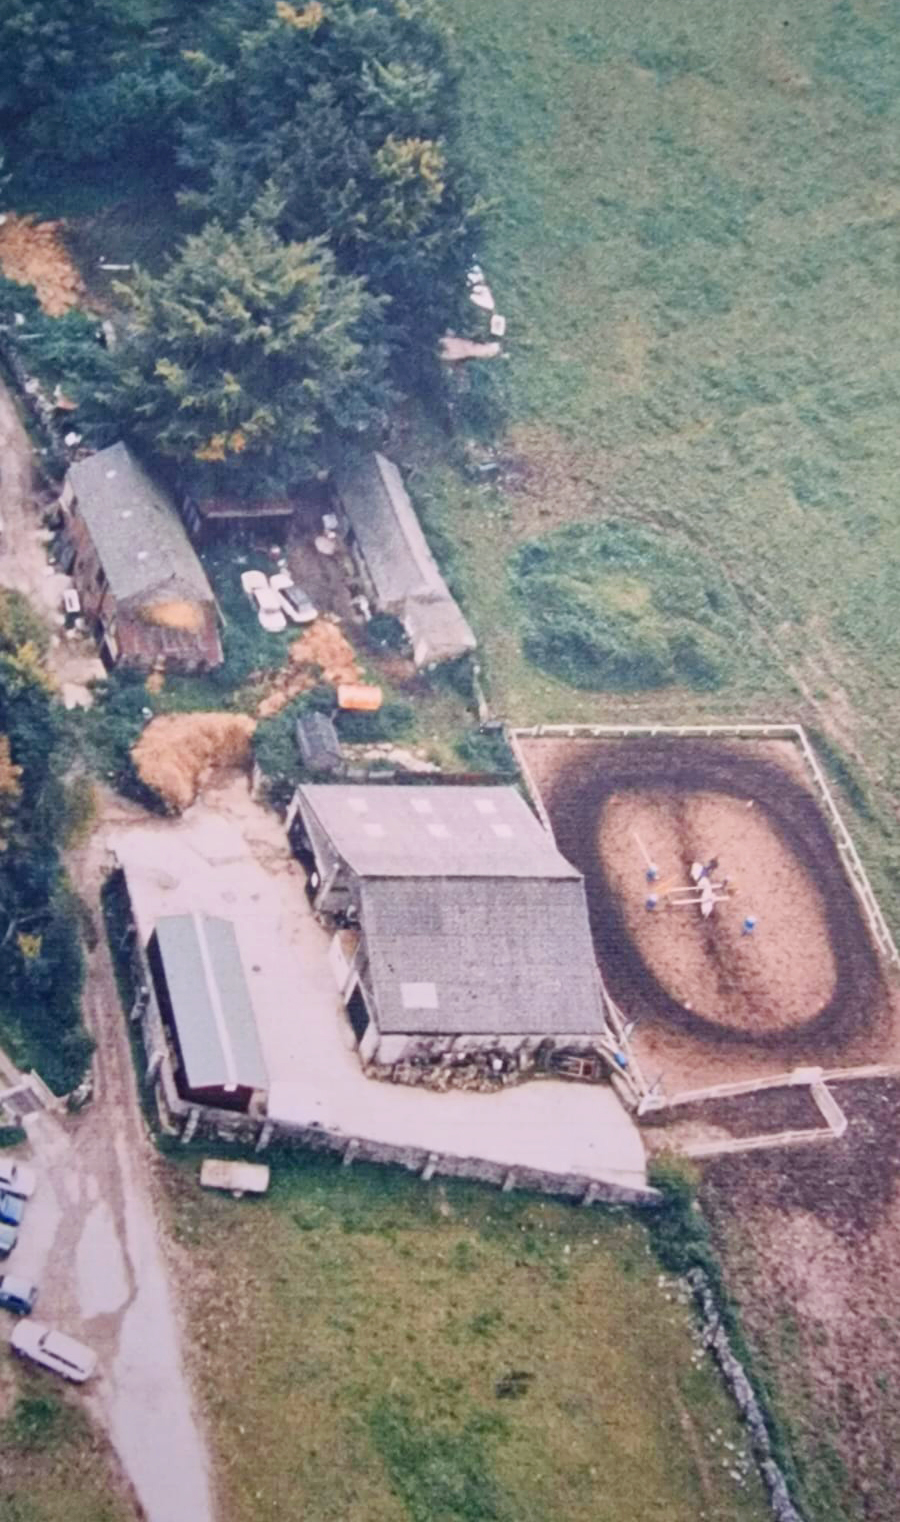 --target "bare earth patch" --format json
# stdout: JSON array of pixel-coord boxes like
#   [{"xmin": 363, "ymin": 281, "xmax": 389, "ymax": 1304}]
[
  {"xmin": 520, "ymin": 735, "xmax": 900, "ymax": 1093},
  {"xmin": 702, "ymin": 1078, "xmax": 900, "ymax": 1522},
  {"xmin": 599, "ymin": 788, "xmax": 836, "ymax": 1036},
  {"xmin": 0, "ymin": 213, "xmax": 87, "ymax": 315}
]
